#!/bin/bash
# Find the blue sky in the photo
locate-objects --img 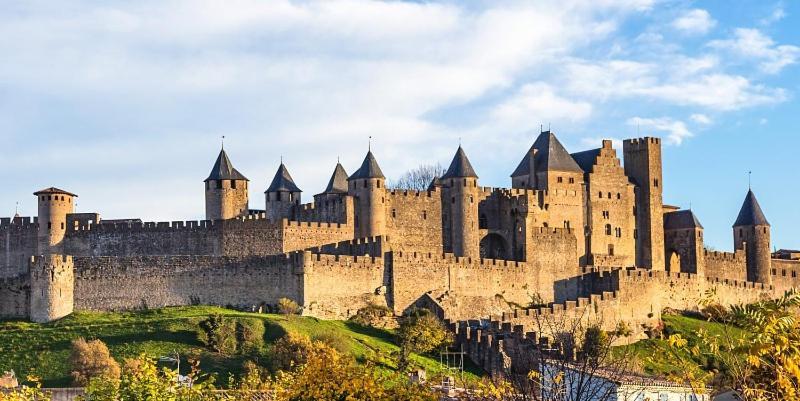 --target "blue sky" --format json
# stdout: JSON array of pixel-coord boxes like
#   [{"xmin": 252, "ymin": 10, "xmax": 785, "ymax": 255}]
[{"xmin": 0, "ymin": 0, "xmax": 797, "ymax": 251}]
